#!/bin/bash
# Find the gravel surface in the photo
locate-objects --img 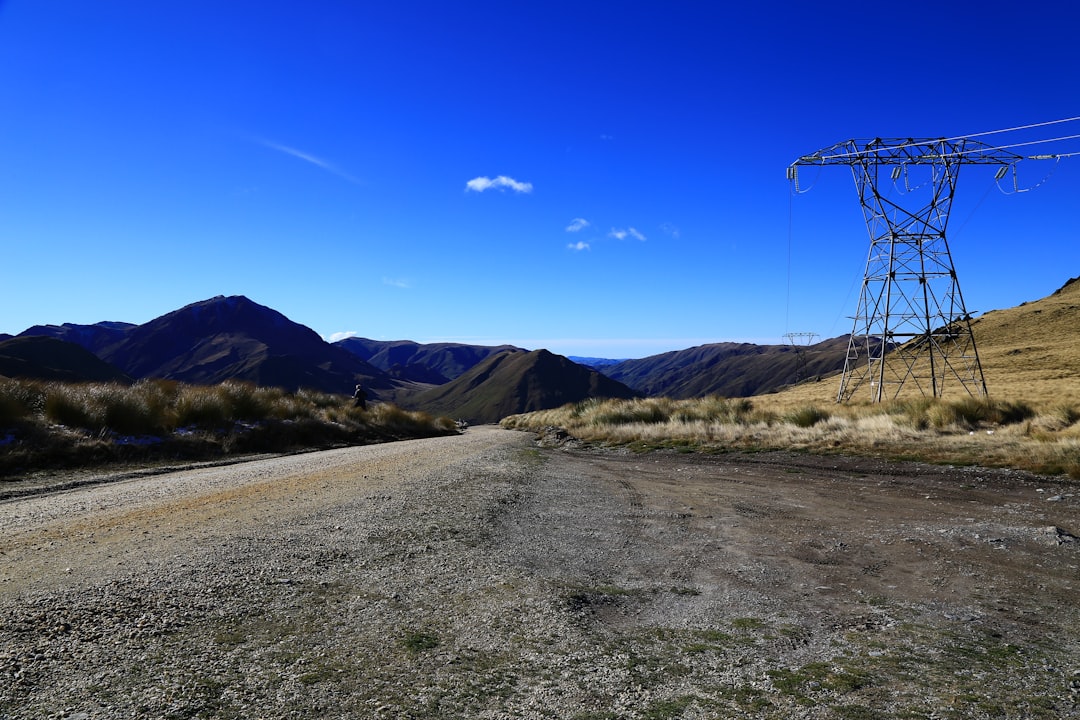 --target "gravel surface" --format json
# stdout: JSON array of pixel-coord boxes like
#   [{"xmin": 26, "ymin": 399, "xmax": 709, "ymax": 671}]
[{"xmin": 1, "ymin": 425, "xmax": 1078, "ymax": 719}]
